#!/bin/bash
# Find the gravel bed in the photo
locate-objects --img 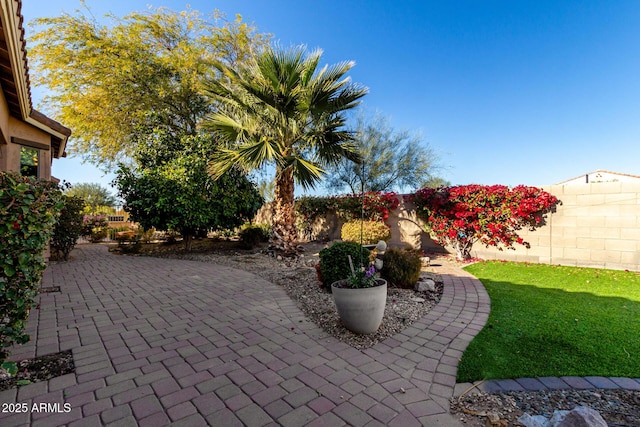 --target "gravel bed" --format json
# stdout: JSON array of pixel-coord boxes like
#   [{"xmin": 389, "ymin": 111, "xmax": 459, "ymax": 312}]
[
  {"xmin": 0, "ymin": 350, "xmax": 74, "ymax": 391},
  {"xmin": 156, "ymin": 244, "xmax": 443, "ymax": 349},
  {"xmin": 451, "ymin": 388, "xmax": 640, "ymax": 426}
]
